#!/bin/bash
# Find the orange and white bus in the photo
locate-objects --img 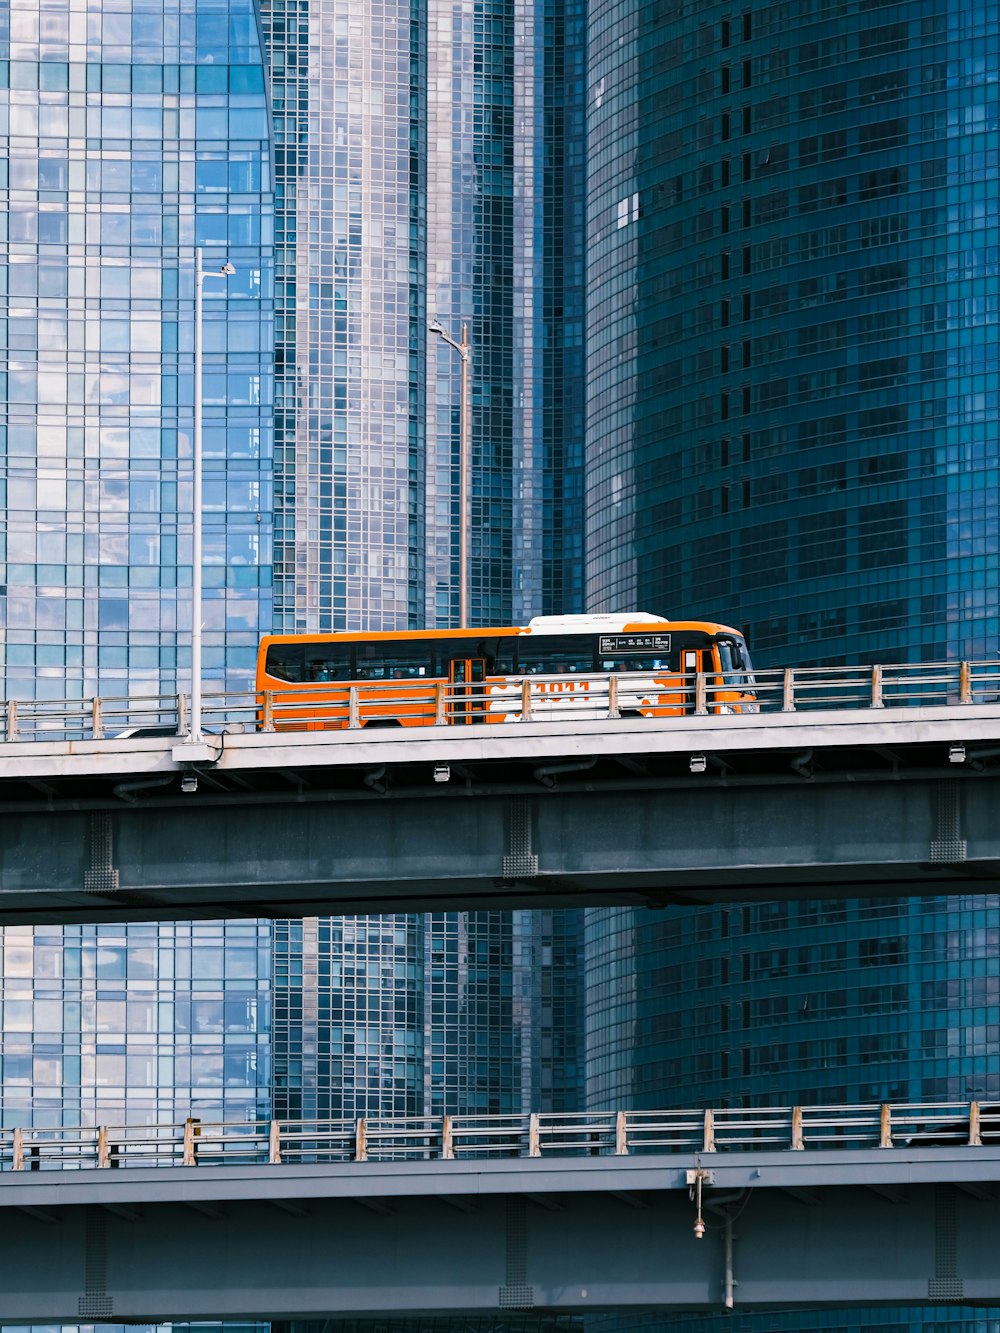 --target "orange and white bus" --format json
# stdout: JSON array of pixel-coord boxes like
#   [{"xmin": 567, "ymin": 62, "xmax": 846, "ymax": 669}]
[{"xmin": 255, "ymin": 614, "xmax": 756, "ymax": 729}]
